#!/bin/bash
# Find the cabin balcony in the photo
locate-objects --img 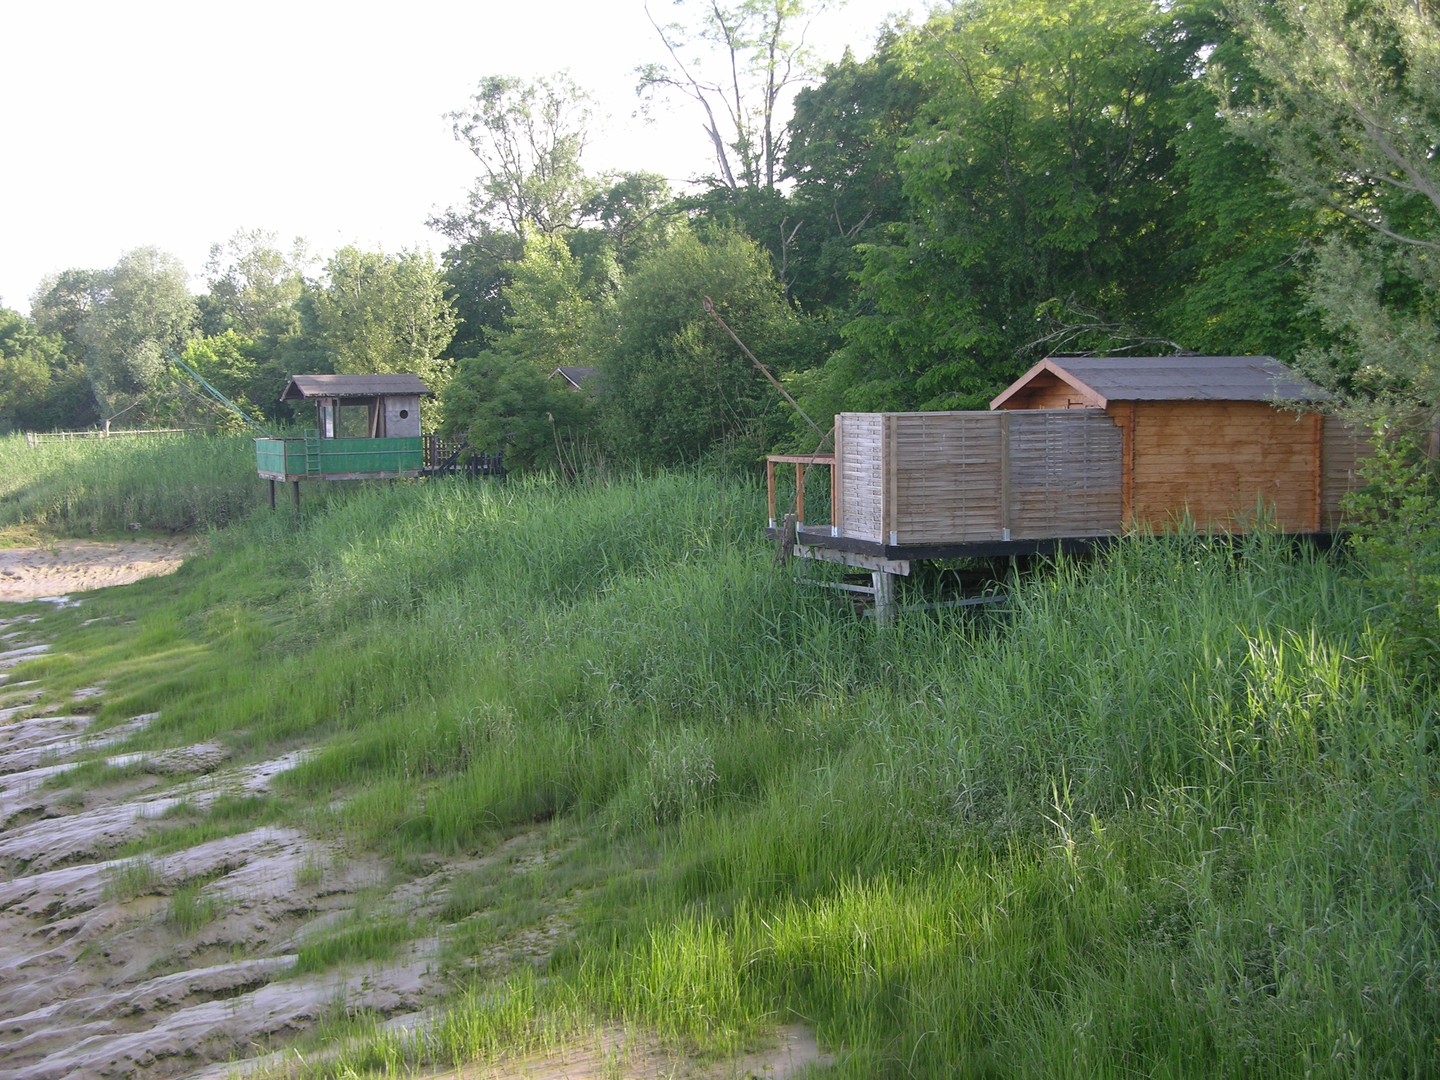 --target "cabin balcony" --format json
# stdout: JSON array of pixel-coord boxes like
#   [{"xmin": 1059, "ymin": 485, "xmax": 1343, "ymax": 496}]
[{"xmin": 255, "ymin": 435, "xmax": 425, "ymax": 481}]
